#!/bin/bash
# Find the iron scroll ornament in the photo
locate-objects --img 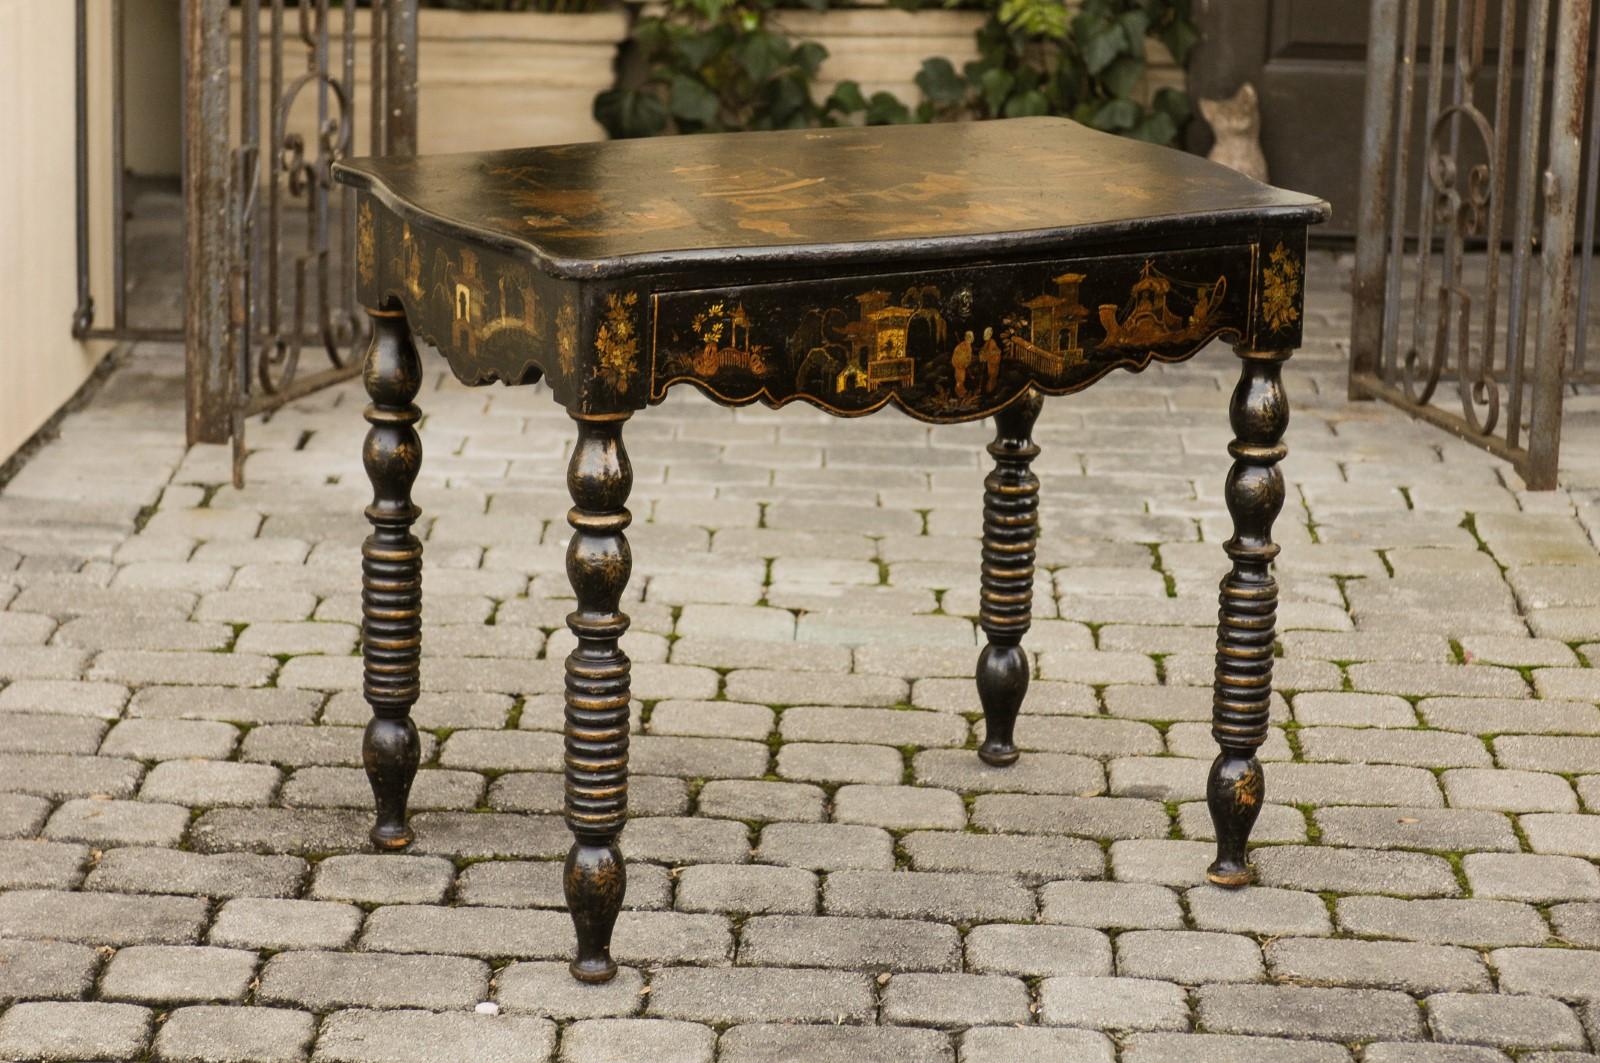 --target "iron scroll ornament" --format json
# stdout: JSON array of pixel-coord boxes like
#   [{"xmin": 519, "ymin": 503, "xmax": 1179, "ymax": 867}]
[
  {"xmin": 239, "ymin": 0, "xmax": 363, "ymax": 401},
  {"xmin": 1402, "ymin": 98, "xmax": 1502, "ymax": 436}
]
